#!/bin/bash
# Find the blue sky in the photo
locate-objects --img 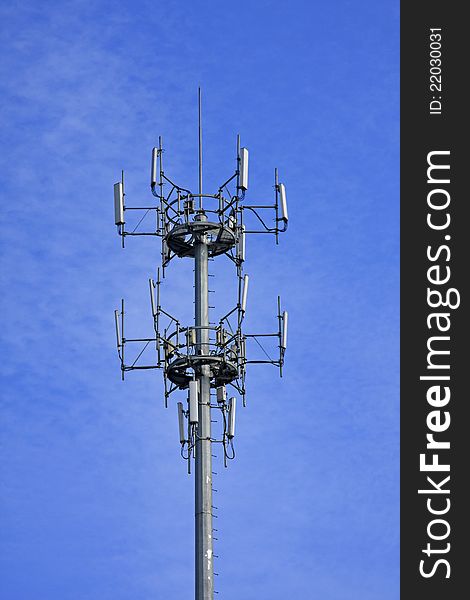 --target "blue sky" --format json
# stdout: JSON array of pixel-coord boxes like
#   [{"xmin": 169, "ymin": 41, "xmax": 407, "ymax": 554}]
[{"xmin": 0, "ymin": 1, "xmax": 399, "ymax": 599}]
